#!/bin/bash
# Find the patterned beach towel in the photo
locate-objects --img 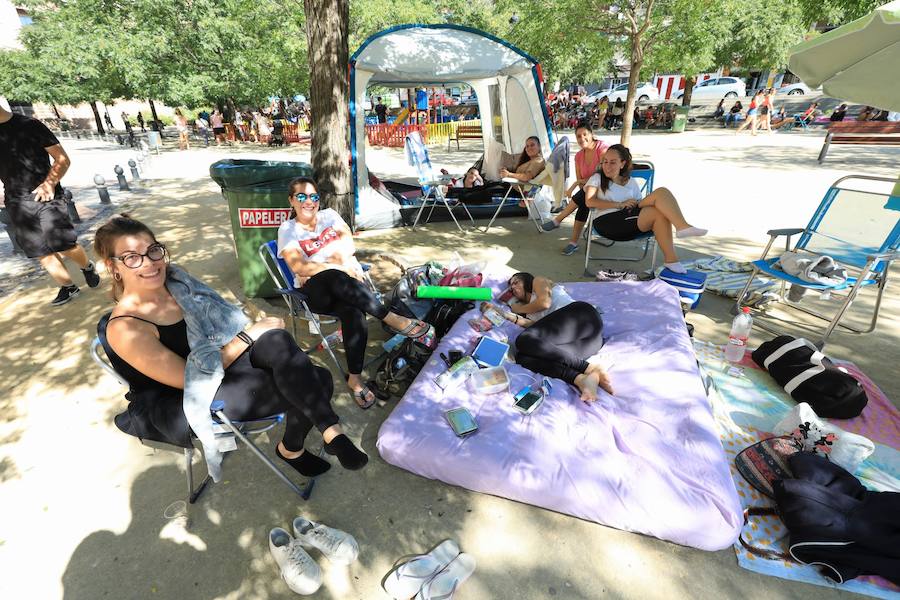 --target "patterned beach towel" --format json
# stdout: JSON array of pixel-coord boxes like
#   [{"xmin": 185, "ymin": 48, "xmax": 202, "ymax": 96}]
[{"xmin": 694, "ymin": 340, "xmax": 900, "ymax": 599}]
